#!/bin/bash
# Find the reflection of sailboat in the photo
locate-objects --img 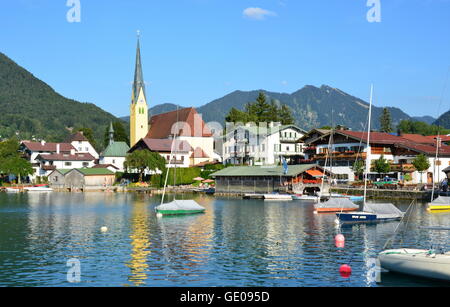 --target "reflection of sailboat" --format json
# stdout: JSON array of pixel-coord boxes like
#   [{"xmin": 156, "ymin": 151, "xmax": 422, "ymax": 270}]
[
  {"xmin": 337, "ymin": 85, "xmax": 403, "ymax": 224},
  {"xmin": 155, "ymin": 108, "xmax": 205, "ymax": 216}
]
